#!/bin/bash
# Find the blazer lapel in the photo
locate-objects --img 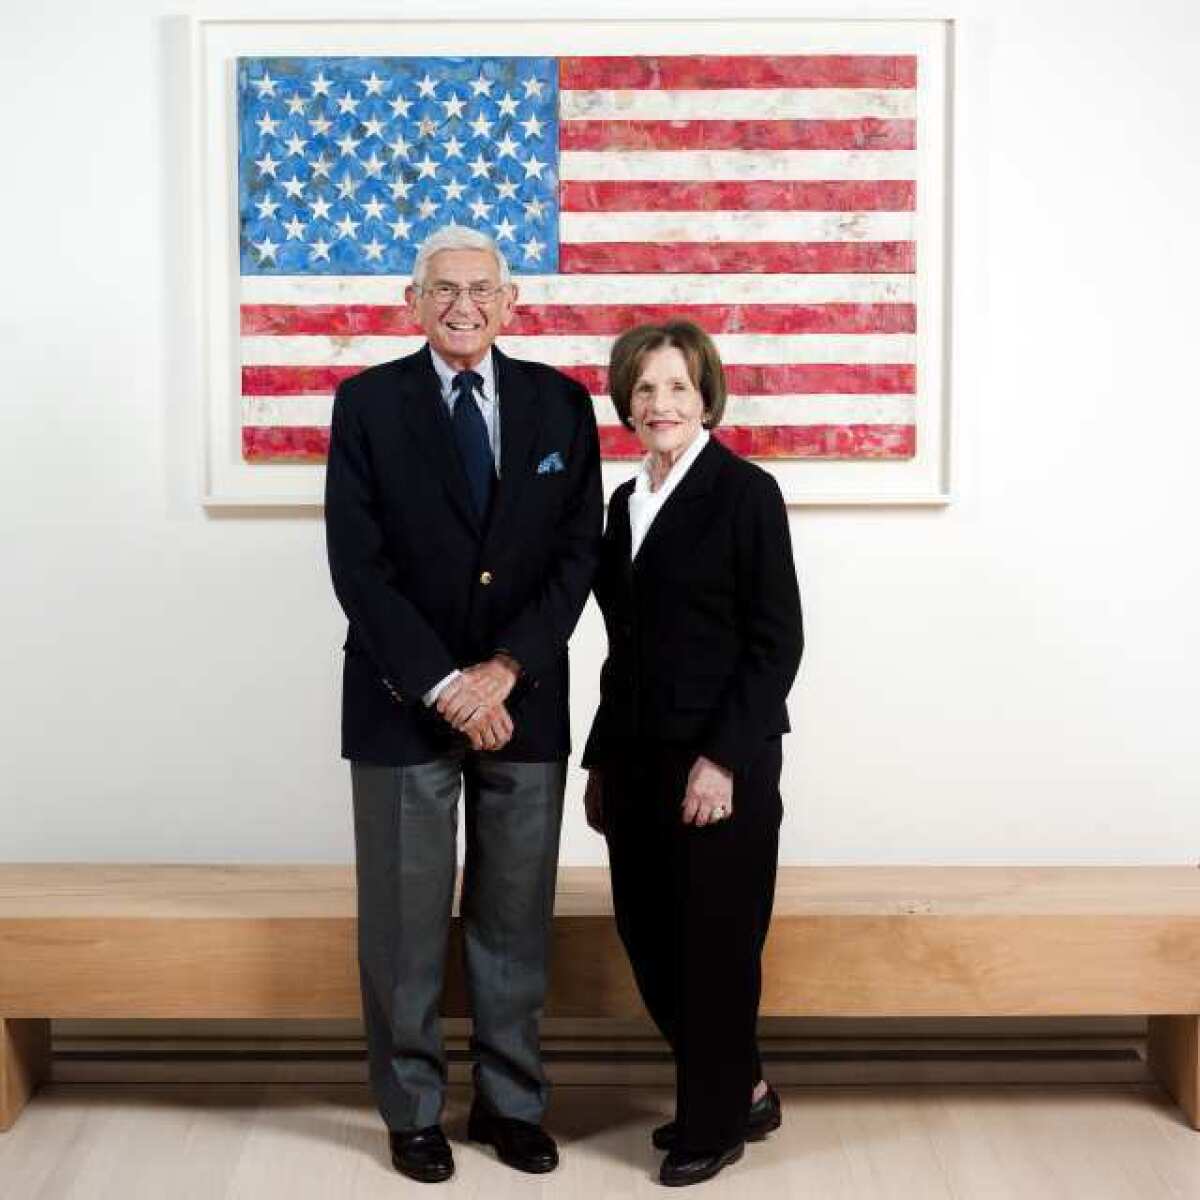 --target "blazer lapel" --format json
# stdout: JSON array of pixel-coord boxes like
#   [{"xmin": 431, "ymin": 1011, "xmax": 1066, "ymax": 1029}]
[
  {"xmin": 398, "ymin": 345, "xmax": 481, "ymax": 536},
  {"xmin": 486, "ymin": 346, "xmax": 543, "ymax": 539},
  {"xmin": 632, "ymin": 438, "xmax": 724, "ymax": 573}
]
